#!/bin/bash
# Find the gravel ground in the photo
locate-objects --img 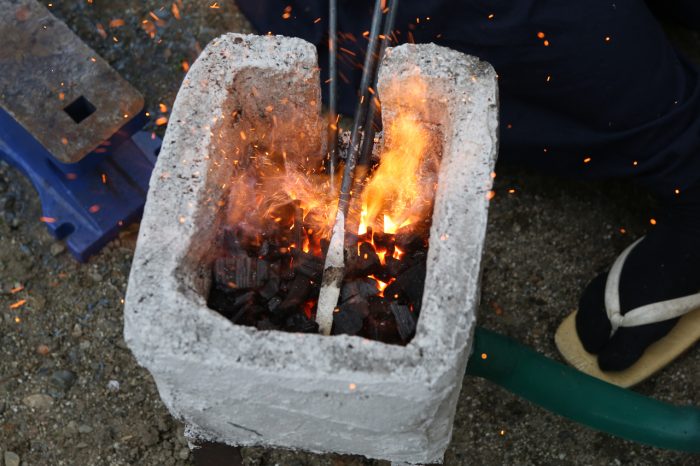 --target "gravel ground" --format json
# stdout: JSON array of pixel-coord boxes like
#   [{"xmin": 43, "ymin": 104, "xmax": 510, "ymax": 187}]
[{"xmin": 1, "ymin": 1, "xmax": 698, "ymax": 465}]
